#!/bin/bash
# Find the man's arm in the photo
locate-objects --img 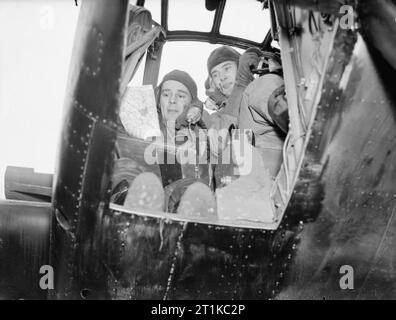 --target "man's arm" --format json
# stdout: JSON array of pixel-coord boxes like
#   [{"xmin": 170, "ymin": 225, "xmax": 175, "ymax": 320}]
[{"xmin": 223, "ymin": 48, "xmax": 263, "ymax": 118}]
